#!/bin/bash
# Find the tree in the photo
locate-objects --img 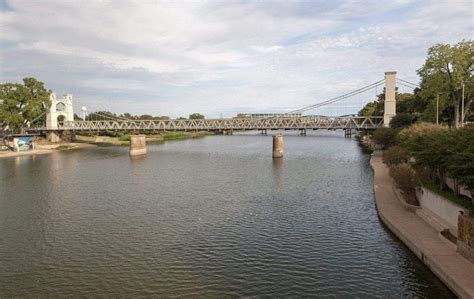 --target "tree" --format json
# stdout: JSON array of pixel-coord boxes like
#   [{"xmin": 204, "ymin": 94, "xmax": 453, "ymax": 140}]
[
  {"xmin": 138, "ymin": 114, "xmax": 153, "ymax": 120},
  {"xmin": 383, "ymin": 145, "xmax": 409, "ymax": 166},
  {"xmin": 390, "ymin": 113, "xmax": 414, "ymax": 129},
  {"xmin": 399, "ymin": 124, "xmax": 453, "ymax": 189},
  {"xmin": 189, "ymin": 113, "xmax": 204, "ymax": 119},
  {"xmin": 417, "ymin": 40, "xmax": 474, "ymax": 127},
  {"xmin": 372, "ymin": 127, "xmax": 398, "ymax": 149},
  {"xmin": 389, "ymin": 164, "xmax": 420, "ymax": 205},
  {"xmin": 0, "ymin": 77, "xmax": 51, "ymax": 133},
  {"xmin": 448, "ymin": 126, "xmax": 474, "ymax": 202},
  {"xmin": 85, "ymin": 111, "xmax": 117, "ymax": 121},
  {"xmin": 154, "ymin": 115, "xmax": 170, "ymax": 120}
]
